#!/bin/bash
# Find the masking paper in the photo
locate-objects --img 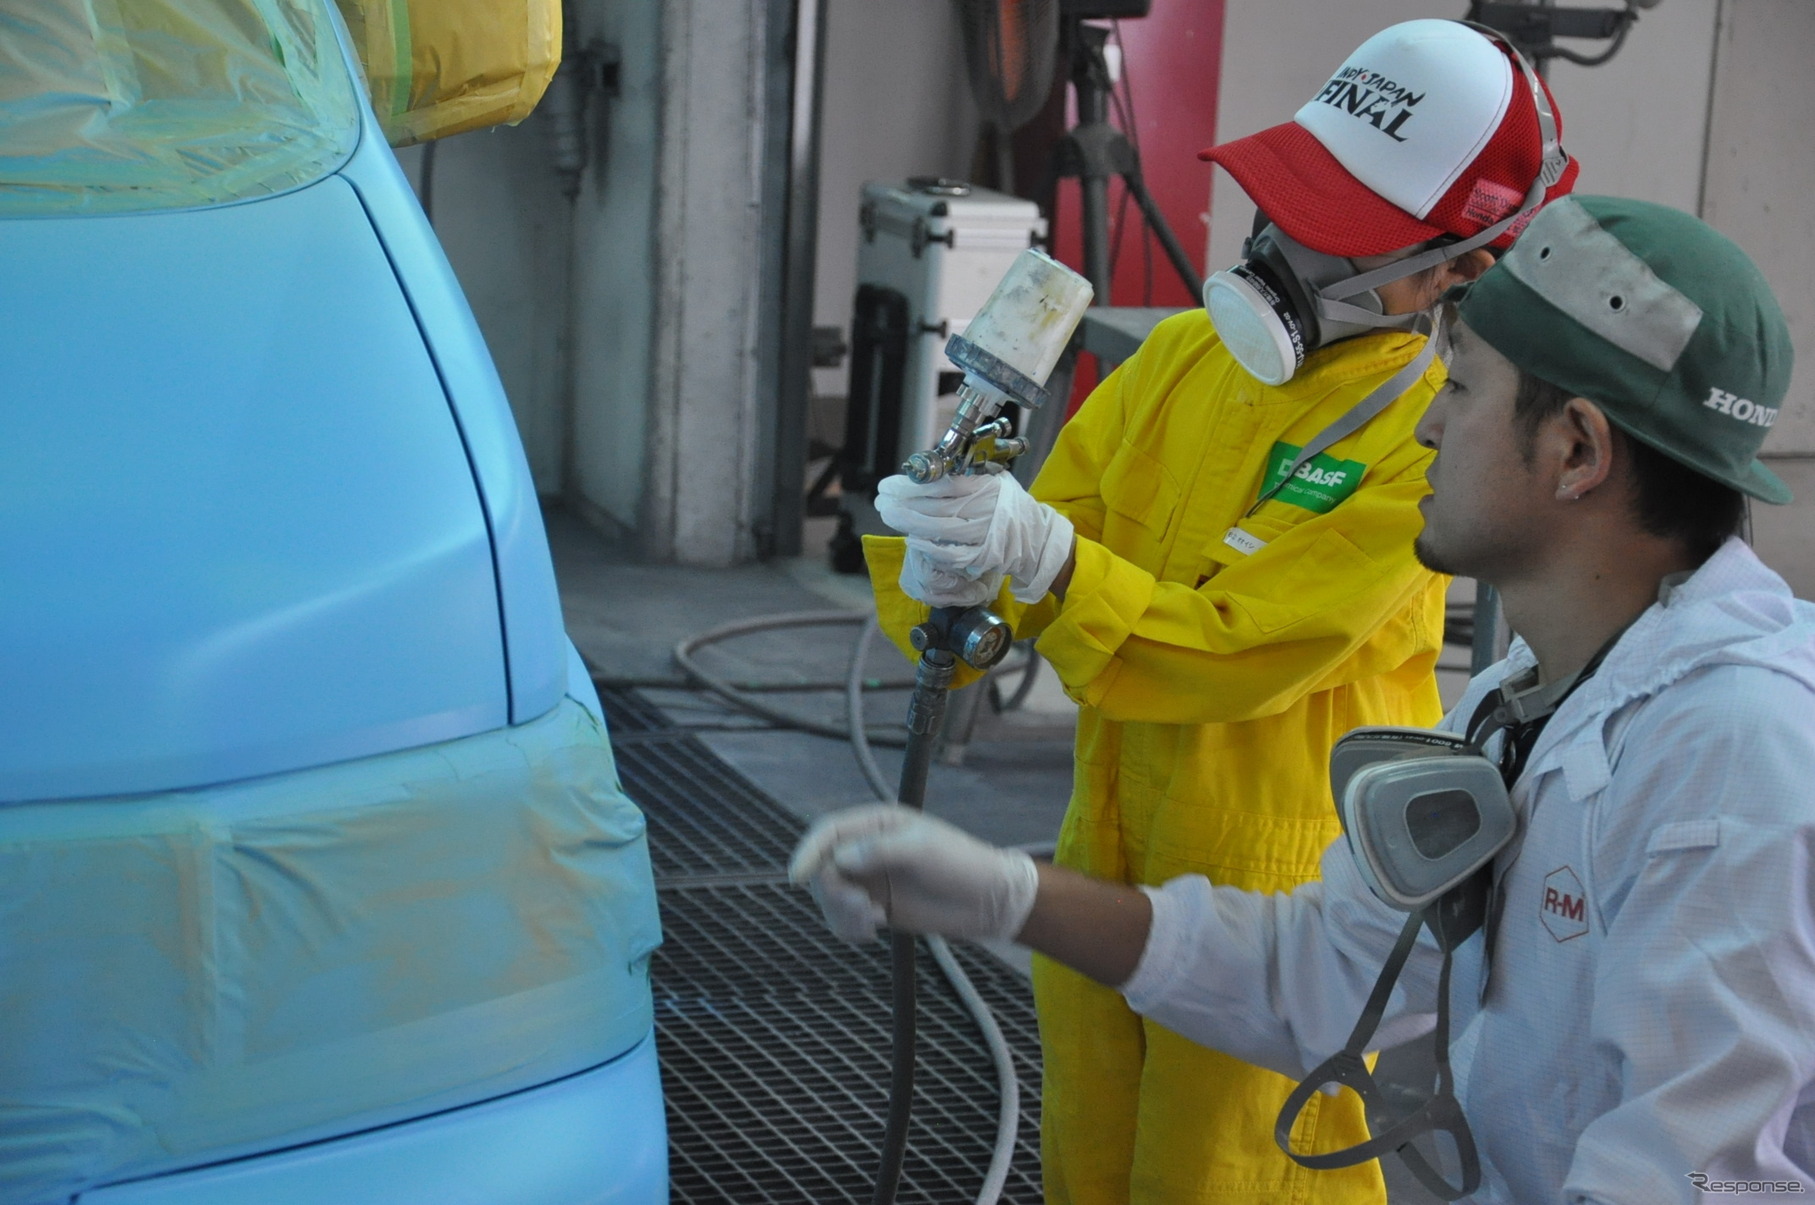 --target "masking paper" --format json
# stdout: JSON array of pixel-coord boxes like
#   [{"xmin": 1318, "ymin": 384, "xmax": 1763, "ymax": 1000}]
[
  {"xmin": 0, "ymin": 699, "xmax": 661, "ymax": 1204},
  {"xmin": 0, "ymin": 0, "xmax": 361, "ymax": 215},
  {"xmin": 332, "ymin": 0, "xmax": 561, "ymax": 146}
]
